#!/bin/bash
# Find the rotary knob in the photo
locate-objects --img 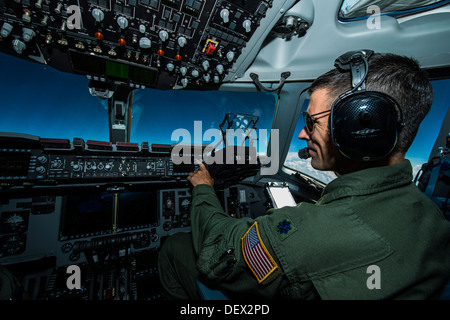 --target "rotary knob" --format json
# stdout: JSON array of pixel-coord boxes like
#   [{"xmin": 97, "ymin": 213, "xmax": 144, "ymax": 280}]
[
  {"xmin": 202, "ymin": 60, "xmax": 210, "ymax": 71},
  {"xmin": 1, "ymin": 23, "xmax": 13, "ymax": 38},
  {"xmin": 226, "ymin": 51, "xmax": 235, "ymax": 62},
  {"xmin": 37, "ymin": 156, "xmax": 48, "ymax": 163},
  {"xmin": 220, "ymin": 8, "xmax": 230, "ymax": 23},
  {"xmin": 117, "ymin": 16, "xmax": 129, "ymax": 29},
  {"xmin": 243, "ymin": 19, "xmax": 252, "ymax": 33},
  {"xmin": 12, "ymin": 39, "xmax": 26, "ymax": 54},
  {"xmin": 179, "ymin": 66, "xmax": 187, "ymax": 76},
  {"xmin": 216, "ymin": 64, "xmax": 224, "ymax": 74},
  {"xmin": 159, "ymin": 30, "xmax": 169, "ymax": 42},
  {"xmin": 35, "ymin": 0, "xmax": 44, "ymax": 9},
  {"xmin": 139, "ymin": 37, "xmax": 151, "ymax": 49},
  {"xmin": 36, "ymin": 166, "xmax": 46, "ymax": 174},
  {"xmin": 191, "ymin": 69, "xmax": 199, "ymax": 78},
  {"xmin": 178, "ymin": 36, "xmax": 187, "ymax": 48},
  {"xmin": 92, "ymin": 8, "xmax": 105, "ymax": 23},
  {"xmin": 166, "ymin": 63, "xmax": 175, "ymax": 72},
  {"xmin": 55, "ymin": 2, "xmax": 63, "ymax": 14},
  {"xmin": 22, "ymin": 28, "xmax": 36, "ymax": 42}
]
